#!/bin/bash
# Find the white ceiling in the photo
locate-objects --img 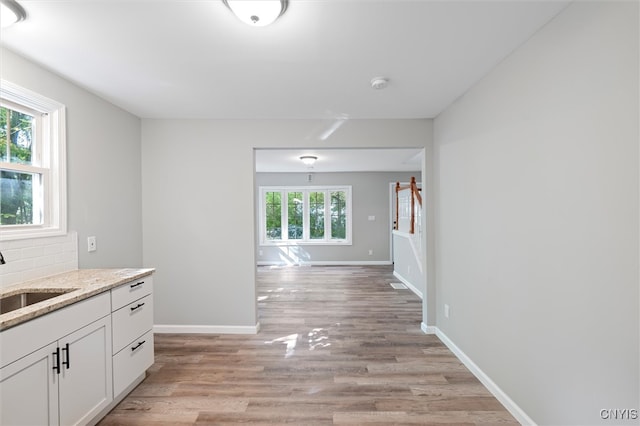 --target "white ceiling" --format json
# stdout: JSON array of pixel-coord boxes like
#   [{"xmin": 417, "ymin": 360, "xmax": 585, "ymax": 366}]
[
  {"xmin": 256, "ymin": 147, "xmax": 423, "ymax": 173},
  {"xmin": 1, "ymin": 0, "xmax": 569, "ymax": 172},
  {"xmin": 1, "ymin": 0, "xmax": 570, "ymax": 121}
]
